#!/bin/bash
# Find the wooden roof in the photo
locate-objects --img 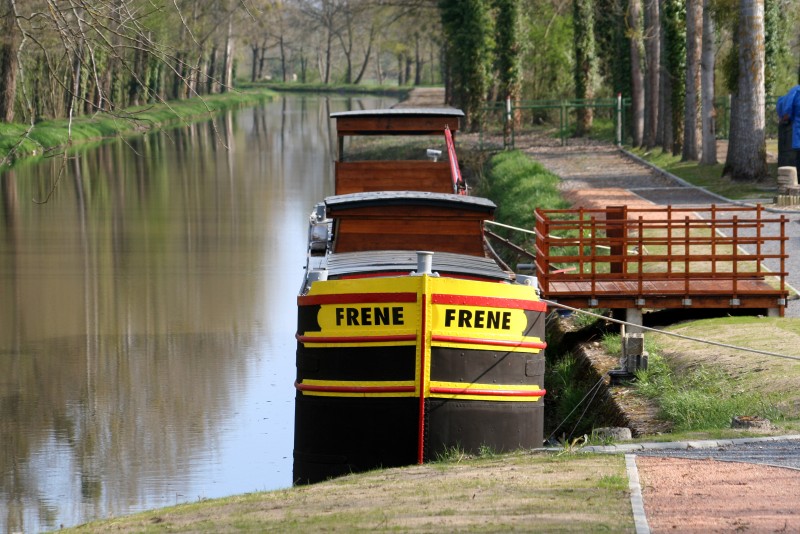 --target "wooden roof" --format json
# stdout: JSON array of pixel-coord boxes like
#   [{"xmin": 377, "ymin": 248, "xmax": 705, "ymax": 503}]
[{"xmin": 331, "ymin": 108, "xmax": 464, "ymax": 136}]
